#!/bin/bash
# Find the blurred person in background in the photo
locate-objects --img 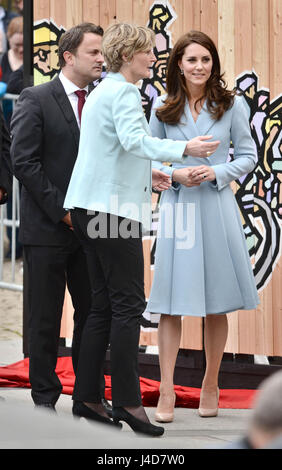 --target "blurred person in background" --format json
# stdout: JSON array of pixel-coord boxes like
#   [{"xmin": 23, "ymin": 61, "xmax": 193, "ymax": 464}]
[
  {"xmin": 0, "ymin": 15, "xmax": 23, "ymax": 260},
  {"xmin": 0, "ymin": 105, "xmax": 11, "ymax": 204},
  {"xmin": 225, "ymin": 371, "xmax": 282, "ymax": 449},
  {"xmin": 1, "ymin": 15, "xmax": 23, "ymax": 127},
  {"xmin": 0, "ymin": 0, "xmax": 18, "ymax": 56},
  {"xmin": 14, "ymin": 0, "xmax": 23, "ymax": 16}
]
